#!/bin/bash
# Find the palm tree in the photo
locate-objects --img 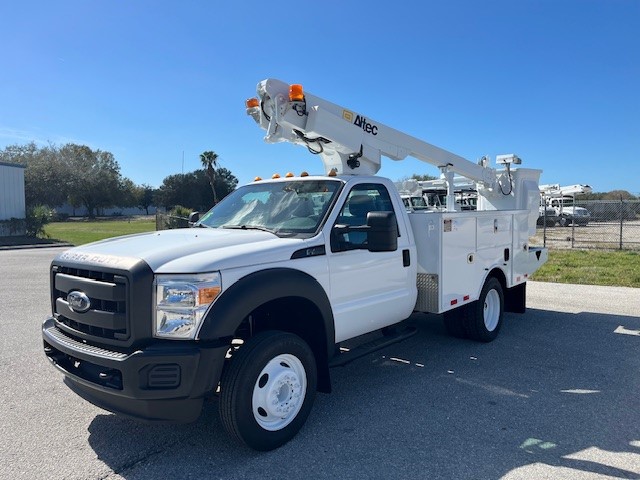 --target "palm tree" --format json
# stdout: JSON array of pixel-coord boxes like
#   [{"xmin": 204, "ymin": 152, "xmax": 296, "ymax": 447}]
[{"xmin": 200, "ymin": 151, "xmax": 219, "ymax": 205}]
